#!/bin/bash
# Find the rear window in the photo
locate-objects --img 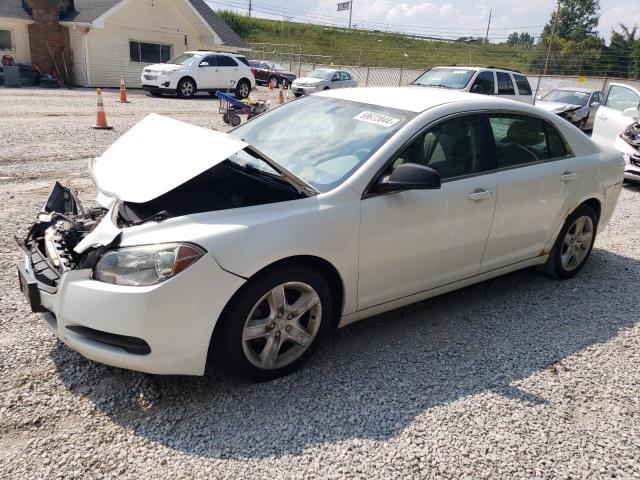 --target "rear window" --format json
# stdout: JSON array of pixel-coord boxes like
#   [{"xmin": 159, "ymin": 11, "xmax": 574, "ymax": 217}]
[
  {"xmin": 513, "ymin": 74, "xmax": 532, "ymax": 95},
  {"xmin": 236, "ymin": 56, "xmax": 250, "ymax": 66}
]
